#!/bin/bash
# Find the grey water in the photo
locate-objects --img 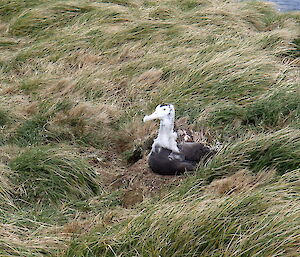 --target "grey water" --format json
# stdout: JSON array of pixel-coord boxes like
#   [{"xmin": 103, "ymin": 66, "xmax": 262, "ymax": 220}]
[
  {"xmin": 267, "ymin": 0, "xmax": 300, "ymax": 11},
  {"xmin": 242, "ymin": 1, "xmax": 300, "ymax": 11}
]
